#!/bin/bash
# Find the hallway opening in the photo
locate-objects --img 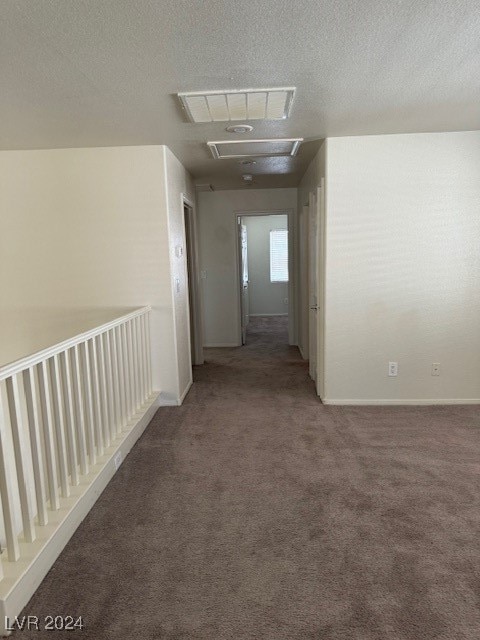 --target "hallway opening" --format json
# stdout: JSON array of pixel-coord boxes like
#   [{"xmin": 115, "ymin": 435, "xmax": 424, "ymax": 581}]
[{"xmin": 236, "ymin": 212, "xmax": 292, "ymax": 347}]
